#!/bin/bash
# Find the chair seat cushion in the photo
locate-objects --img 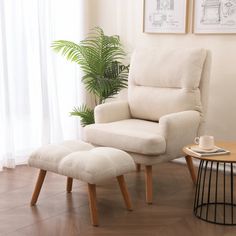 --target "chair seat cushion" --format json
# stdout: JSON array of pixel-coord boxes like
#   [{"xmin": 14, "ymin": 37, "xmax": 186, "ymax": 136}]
[
  {"xmin": 28, "ymin": 140, "xmax": 94, "ymax": 173},
  {"xmin": 84, "ymin": 119, "xmax": 166, "ymax": 155}
]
